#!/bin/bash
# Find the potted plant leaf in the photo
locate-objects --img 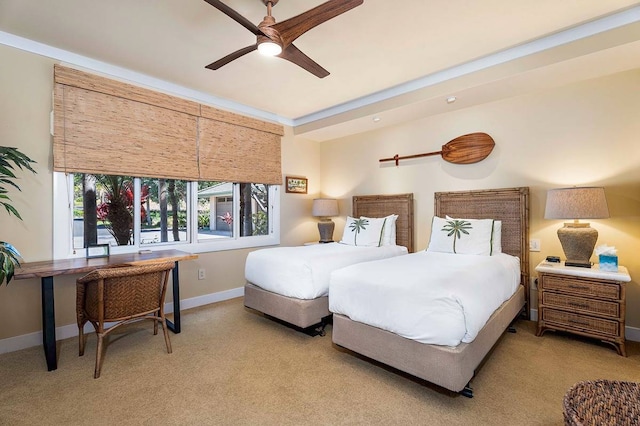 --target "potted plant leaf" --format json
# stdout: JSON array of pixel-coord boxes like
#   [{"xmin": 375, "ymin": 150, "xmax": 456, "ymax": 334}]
[{"xmin": 0, "ymin": 146, "xmax": 36, "ymax": 285}]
